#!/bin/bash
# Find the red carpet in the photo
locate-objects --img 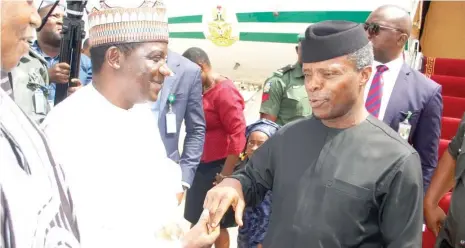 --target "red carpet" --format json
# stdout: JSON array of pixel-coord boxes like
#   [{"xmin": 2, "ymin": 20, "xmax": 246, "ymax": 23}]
[
  {"xmin": 431, "ymin": 75, "xmax": 465, "ymax": 98},
  {"xmin": 422, "ymin": 56, "xmax": 465, "ymax": 248},
  {"xmin": 441, "ymin": 117, "xmax": 461, "ymax": 140},
  {"xmin": 423, "ymin": 57, "xmax": 465, "ymax": 78},
  {"xmin": 443, "ymin": 96, "xmax": 465, "ymax": 119}
]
